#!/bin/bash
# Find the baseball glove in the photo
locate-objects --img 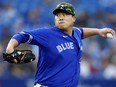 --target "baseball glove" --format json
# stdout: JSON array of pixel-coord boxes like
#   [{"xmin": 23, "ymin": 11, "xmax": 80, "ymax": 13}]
[{"xmin": 3, "ymin": 50, "xmax": 36, "ymax": 64}]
